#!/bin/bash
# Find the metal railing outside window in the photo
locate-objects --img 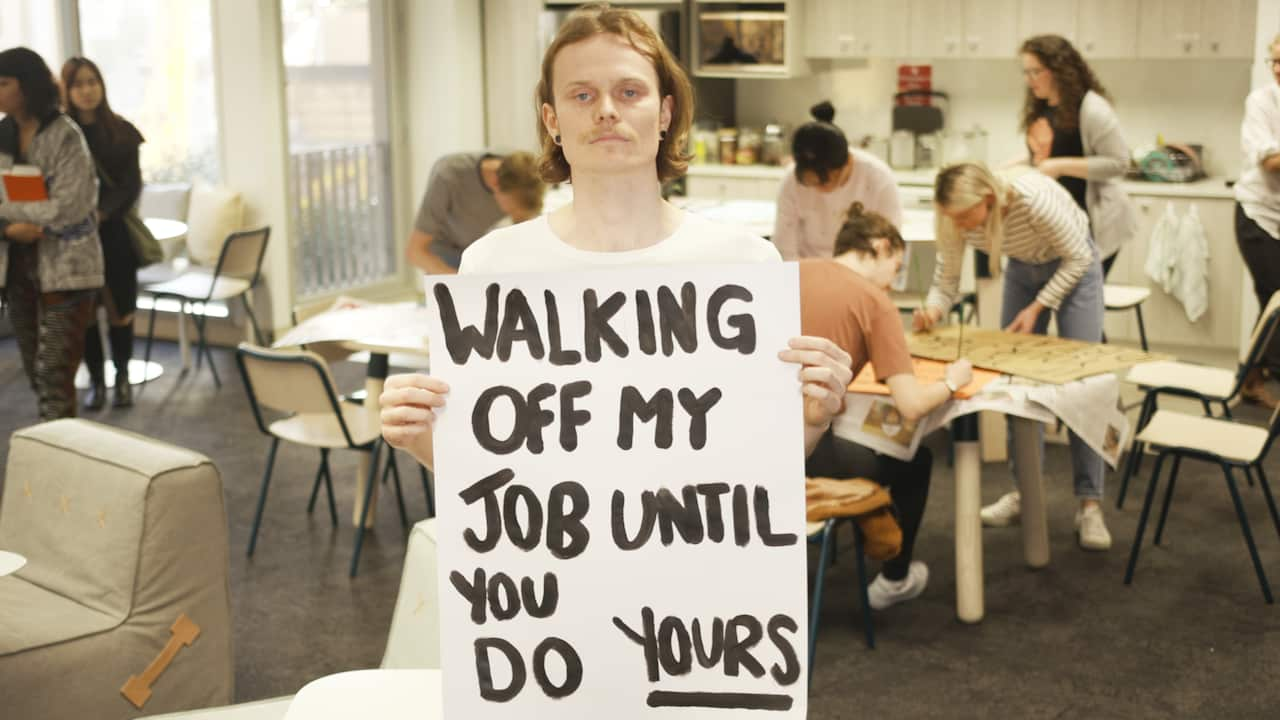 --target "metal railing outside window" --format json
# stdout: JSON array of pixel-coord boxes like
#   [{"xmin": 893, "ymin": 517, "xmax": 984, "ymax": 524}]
[{"xmin": 289, "ymin": 141, "xmax": 397, "ymax": 296}]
